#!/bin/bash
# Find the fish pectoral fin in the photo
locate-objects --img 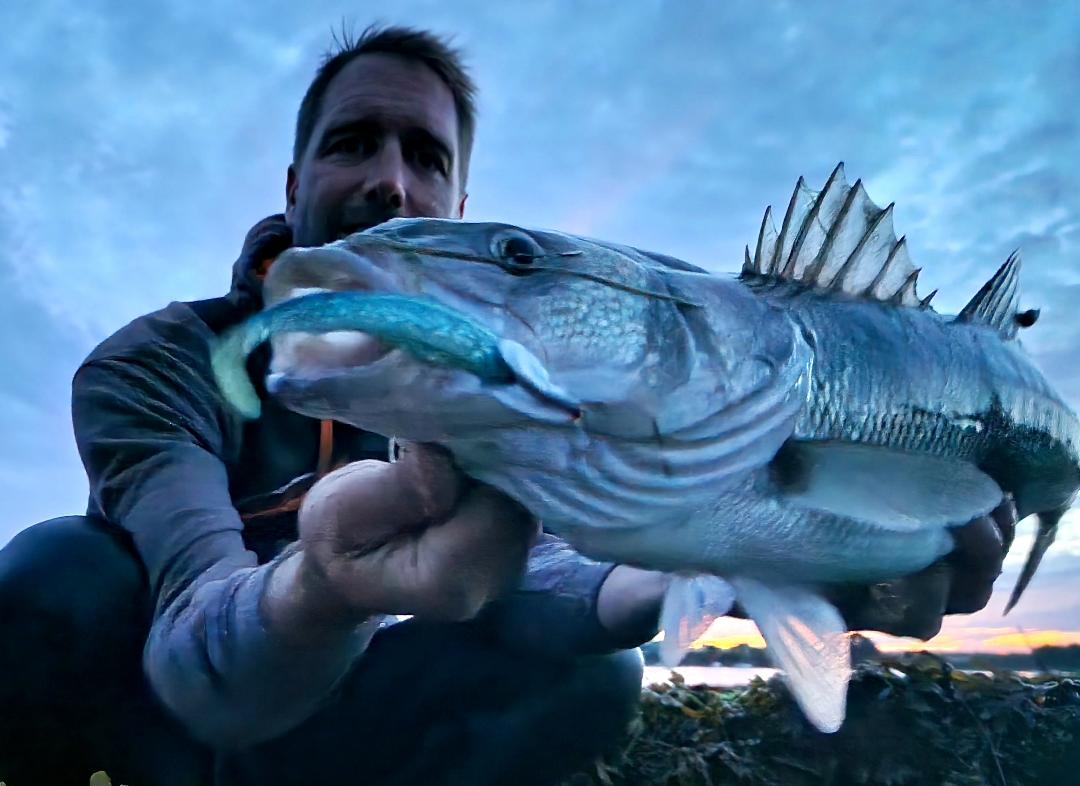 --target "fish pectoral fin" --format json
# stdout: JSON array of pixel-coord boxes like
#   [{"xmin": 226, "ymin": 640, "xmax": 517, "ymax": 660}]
[
  {"xmin": 777, "ymin": 441, "xmax": 1003, "ymax": 531},
  {"xmin": 497, "ymin": 339, "xmax": 581, "ymax": 412},
  {"xmin": 730, "ymin": 578, "xmax": 851, "ymax": 734},
  {"xmin": 658, "ymin": 575, "xmax": 736, "ymax": 667}
]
